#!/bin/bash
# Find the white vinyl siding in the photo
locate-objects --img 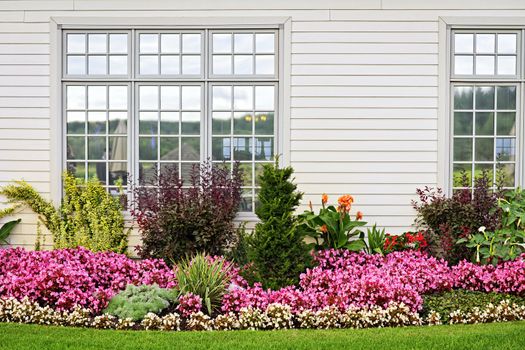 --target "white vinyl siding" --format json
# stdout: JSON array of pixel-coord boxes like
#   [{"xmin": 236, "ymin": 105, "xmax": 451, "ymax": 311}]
[{"xmin": 3, "ymin": 1, "xmax": 525, "ymax": 250}]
